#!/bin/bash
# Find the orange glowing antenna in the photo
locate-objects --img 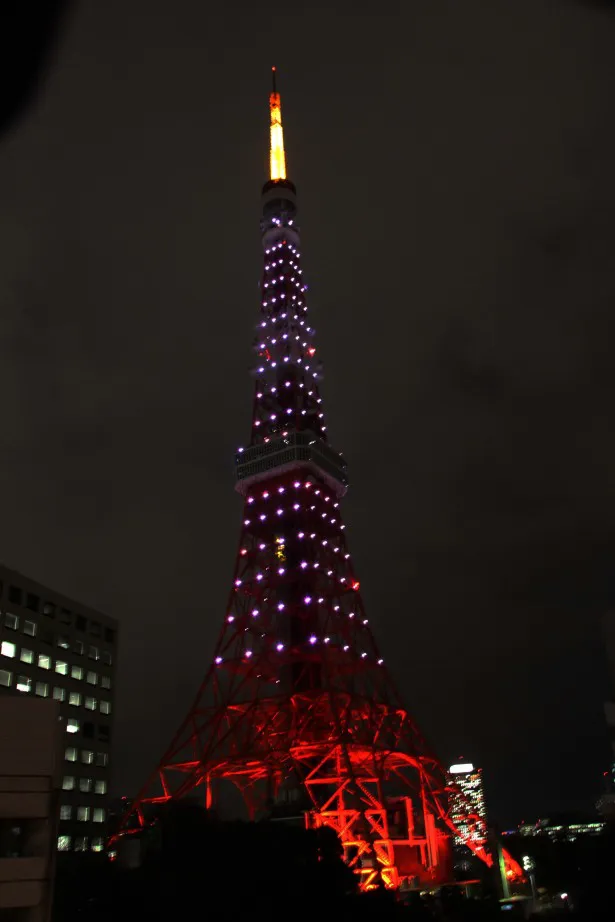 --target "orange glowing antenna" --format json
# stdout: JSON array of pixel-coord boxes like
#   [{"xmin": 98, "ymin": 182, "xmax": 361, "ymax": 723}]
[{"xmin": 269, "ymin": 66, "xmax": 286, "ymax": 181}]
